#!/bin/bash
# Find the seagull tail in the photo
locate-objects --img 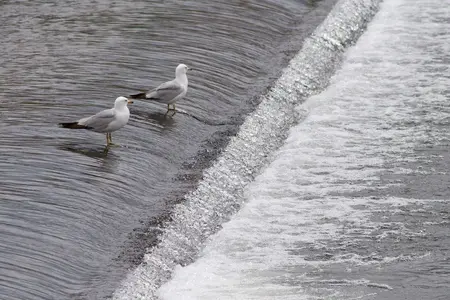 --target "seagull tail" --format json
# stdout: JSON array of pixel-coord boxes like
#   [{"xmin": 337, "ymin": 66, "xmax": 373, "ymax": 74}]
[
  {"xmin": 59, "ymin": 122, "xmax": 90, "ymax": 129},
  {"xmin": 128, "ymin": 92, "xmax": 147, "ymax": 99}
]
